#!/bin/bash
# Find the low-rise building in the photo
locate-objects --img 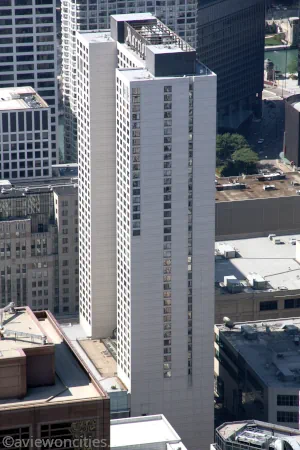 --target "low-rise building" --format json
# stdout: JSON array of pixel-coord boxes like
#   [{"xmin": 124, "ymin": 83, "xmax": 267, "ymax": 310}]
[
  {"xmin": 215, "ymin": 172, "xmax": 300, "ymax": 240},
  {"xmin": 0, "ymin": 177, "xmax": 79, "ymax": 315},
  {"xmin": 111, "ymin": 415, "xmax": 188, "ymax": 450},
  {"xmin": 0, "ymin": 305, "xmax": 110, "ymax": 447},
  {"xmin": 214, "ymin": 317, "xmax": 300, "ymax": 429},
  {"xmin": 213, "ymin": 420, "xmax": 300, "ymax": 450},
  {"xmin": 215, "ymin": 233, "xmax": 300, "ymax": 324}
]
